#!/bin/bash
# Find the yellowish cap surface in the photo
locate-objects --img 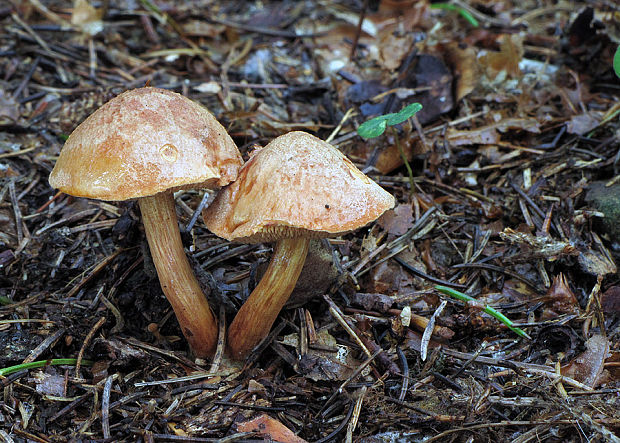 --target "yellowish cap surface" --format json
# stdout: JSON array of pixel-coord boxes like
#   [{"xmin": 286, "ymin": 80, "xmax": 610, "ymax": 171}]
[
  {"xmin": 203, "ymin": 131, "xmax": 395, "ymax": 243},
  {"xmin": 49, "ymin": 87, "xmax": 243, "ymax": 200}
]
